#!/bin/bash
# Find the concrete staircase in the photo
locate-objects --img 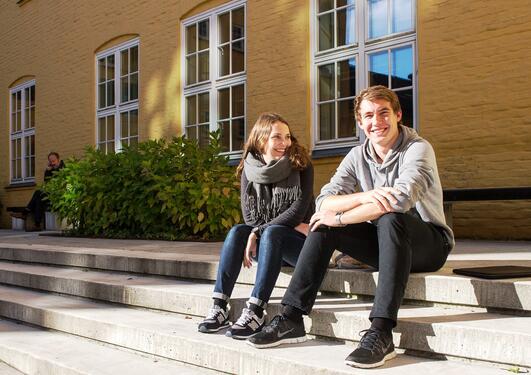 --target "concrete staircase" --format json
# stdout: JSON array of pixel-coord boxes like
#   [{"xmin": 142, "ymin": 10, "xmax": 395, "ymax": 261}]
[{"xmin": 0, "ymin": 232, "xmax": 529, "ymax": 374}]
